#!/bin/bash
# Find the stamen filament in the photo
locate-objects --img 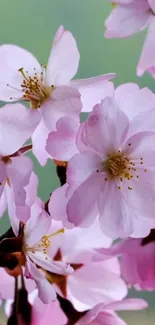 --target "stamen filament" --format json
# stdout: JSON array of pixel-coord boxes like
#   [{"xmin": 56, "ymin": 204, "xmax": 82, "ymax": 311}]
[{"xmin": 48, "ymin": 228, "xmax": 65, "ymax": 238}]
